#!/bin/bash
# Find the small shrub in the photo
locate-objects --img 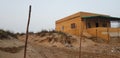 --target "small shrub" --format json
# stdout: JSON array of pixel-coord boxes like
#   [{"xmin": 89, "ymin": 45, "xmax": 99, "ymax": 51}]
[
  {"xmin": 49, "ymin": 30, "xmax": 57, "ymax": 33},
  {"xmin": 15, "ymin": 32, "xmax": 20, "ymax": 35},
  {"xmin": 40, "ymin": 33, "xmax": 46, "ymax": 37},
  {"xmin": 41, "ymin": 30, "xmax": 49, "ymax": 33},
  {"xmin": 36, "ymin": 32, "xmax": 41, "ymax": 35},
  {"xmin": 36, "ymin": 30, "xmax": 48, "ymax": 36},
  {"xmin": 28, "ymin": 32, "xmax": 34, "ymax": 34},
  {"xmin": 0, "ymin": 29, "xmax": 17, "ymax": 39},
  {"xmin": 6, "ymin": 30, "xmax": 17, "ymax": 39},
  {"xmin": 19, "ymin": 33, "xmax": 25, "ymax": 36}
]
